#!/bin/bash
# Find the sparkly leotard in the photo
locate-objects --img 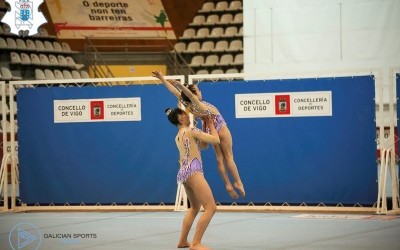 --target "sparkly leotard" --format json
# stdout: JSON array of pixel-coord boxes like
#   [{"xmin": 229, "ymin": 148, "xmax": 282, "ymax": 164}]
[
  {"xmin": 176, "ymin": 128, "xmax": 204, "ymax": 183},
  {"xmin": 181, "ymin": 100, "xmax": 227, "ymax": 132}
]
